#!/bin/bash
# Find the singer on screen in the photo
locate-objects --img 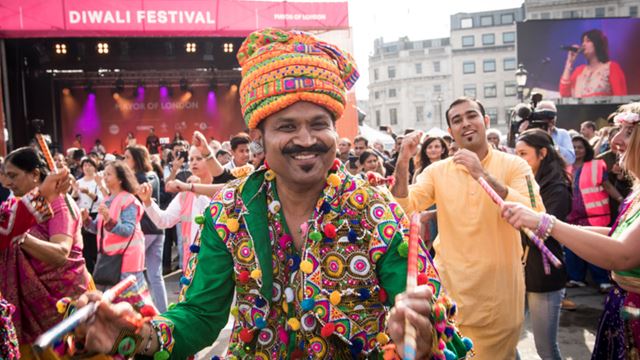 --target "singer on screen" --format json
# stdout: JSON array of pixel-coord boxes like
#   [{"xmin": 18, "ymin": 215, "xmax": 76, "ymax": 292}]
[{"xmin": 559, "ymin": 29, "xmax": 627, "ymax": 98}]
